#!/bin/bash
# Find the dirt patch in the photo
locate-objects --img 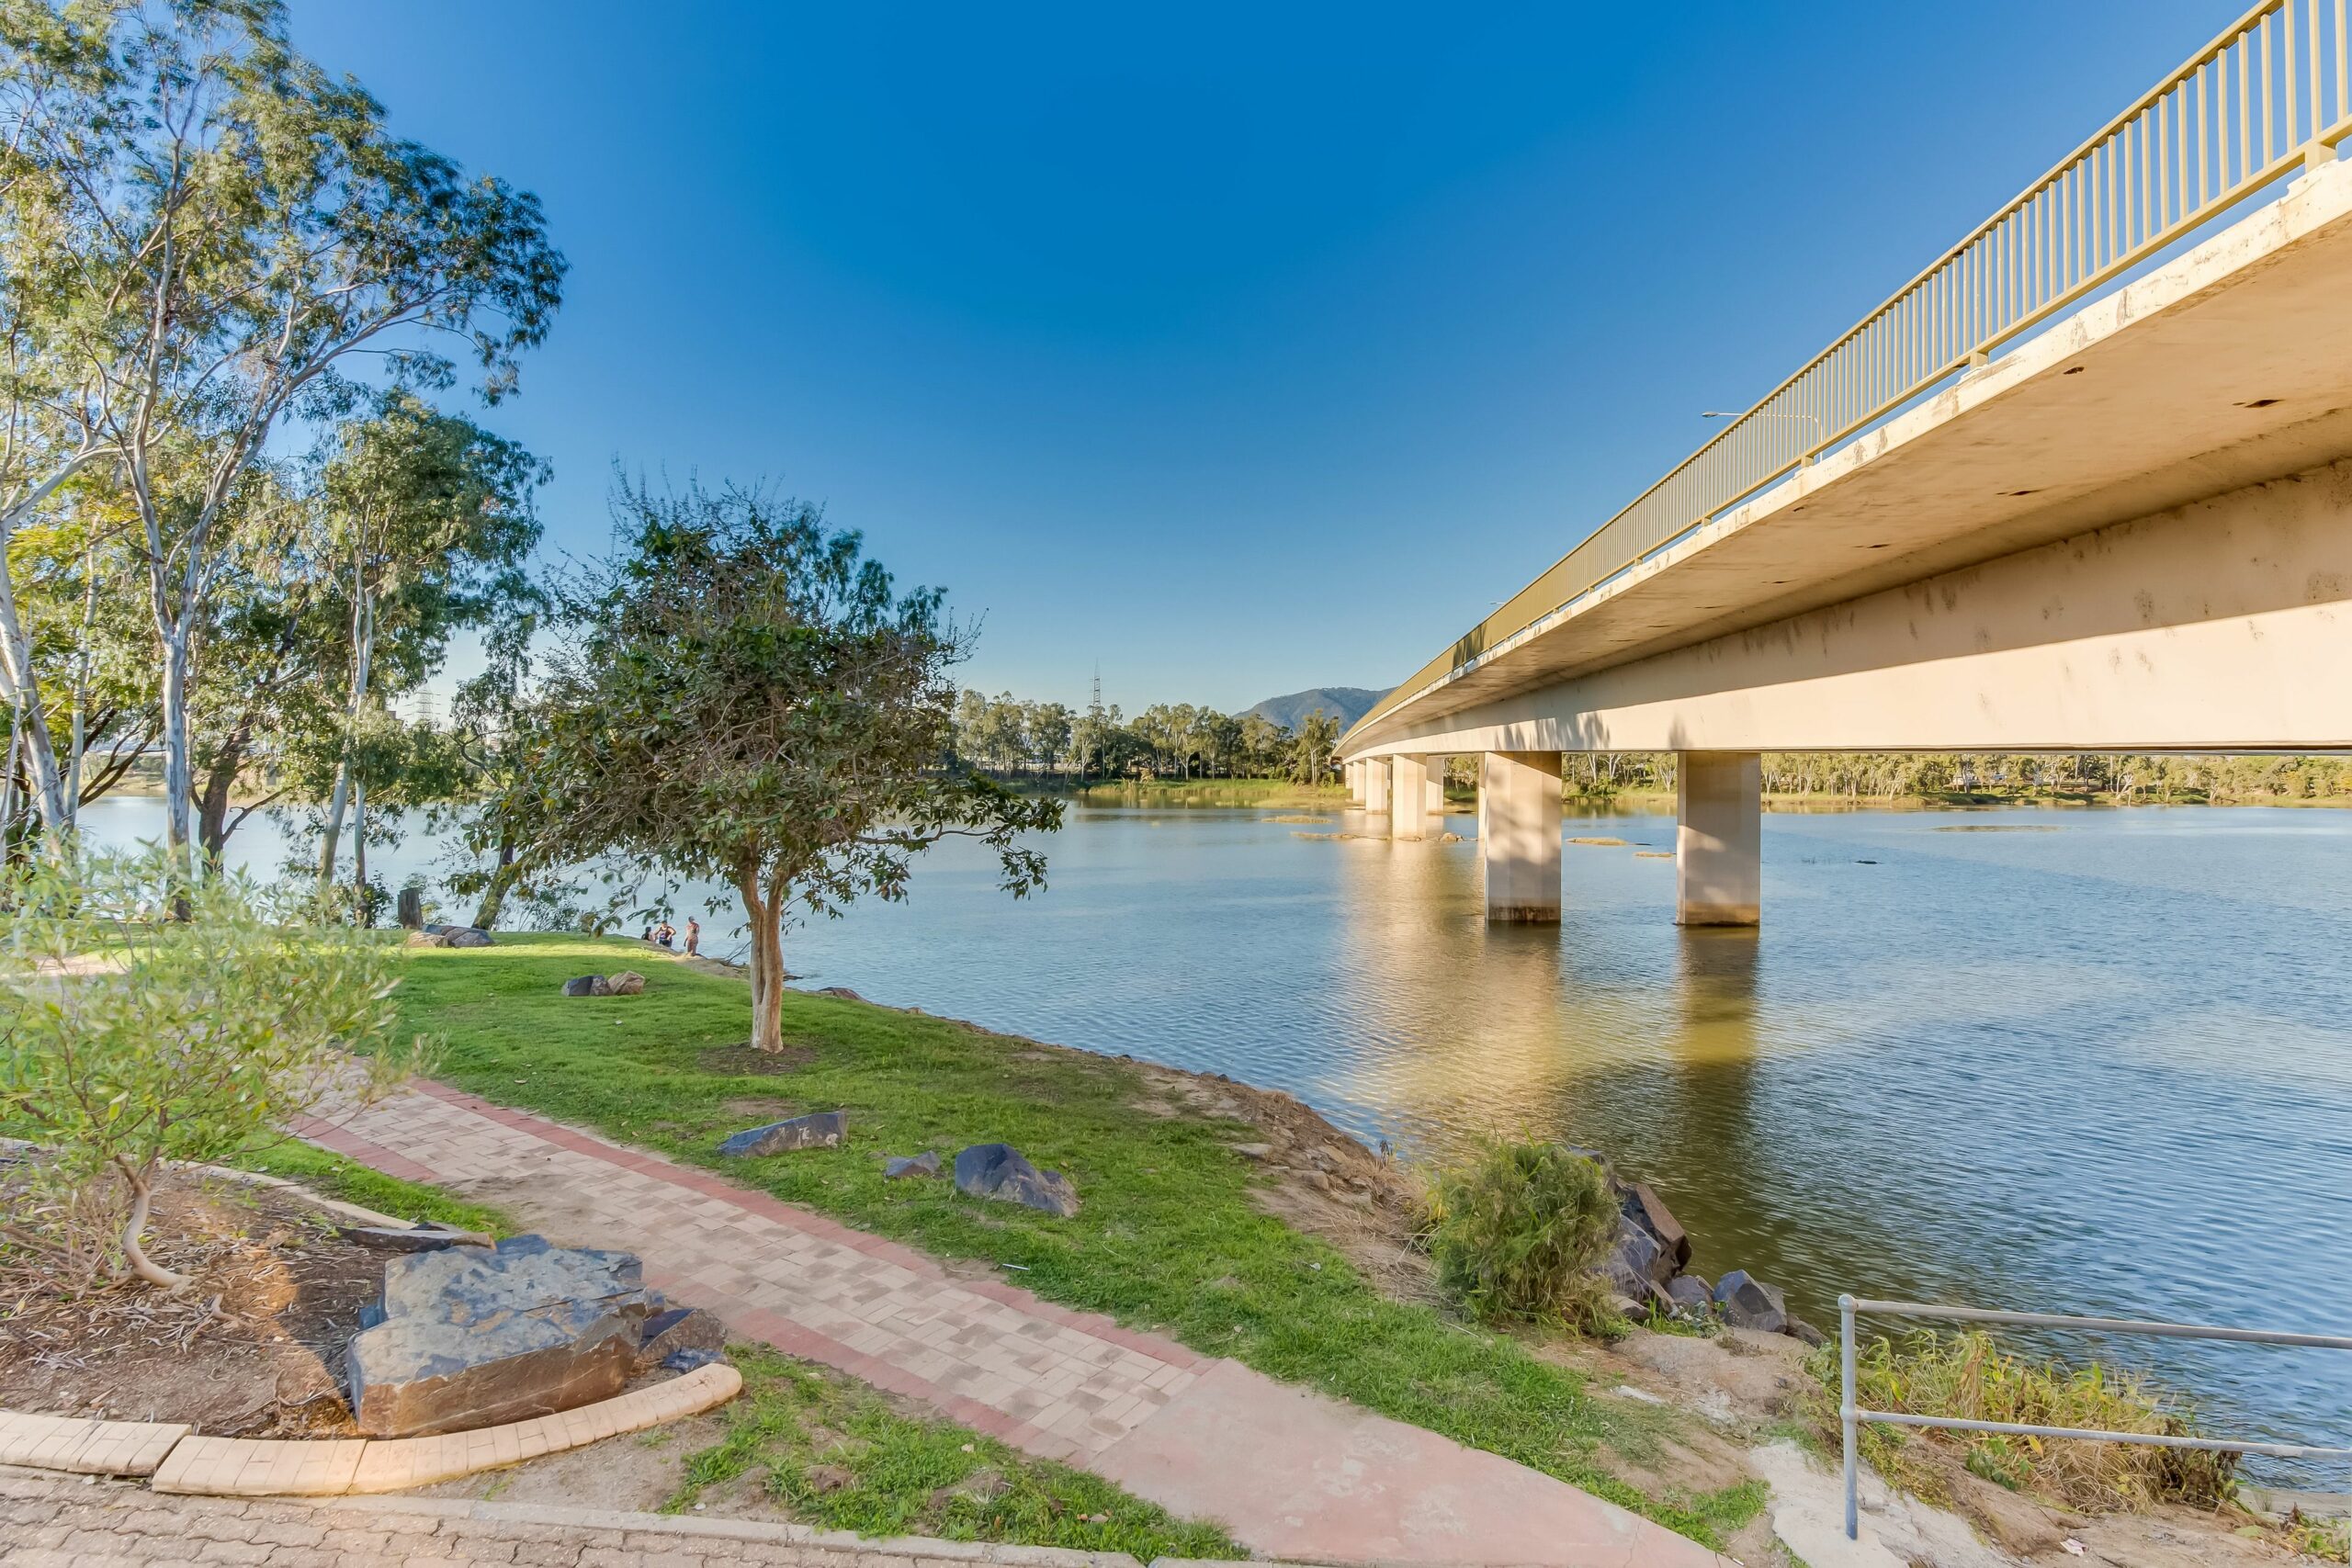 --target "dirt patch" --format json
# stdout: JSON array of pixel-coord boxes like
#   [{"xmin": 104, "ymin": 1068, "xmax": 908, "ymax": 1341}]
[
  {"xmin": 698, "ymin": 1043, "xmax": 818, "ymax": 1076},
  {"xmin": 418, "ymin": 1409, "xmax": 729, "ymax": 1512},
  {"xmin": 0, "ymin": 1167, "xmax": 383, "ymax": 1436}
]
